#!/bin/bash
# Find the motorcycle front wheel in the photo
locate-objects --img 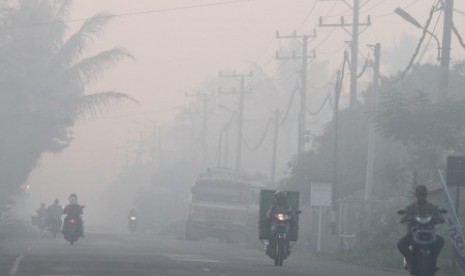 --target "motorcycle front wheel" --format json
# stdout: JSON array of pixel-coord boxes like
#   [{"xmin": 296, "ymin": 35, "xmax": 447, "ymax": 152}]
[{"xmin": 274, "ymin": 239, "xmax": 285, "ymax": 266}]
